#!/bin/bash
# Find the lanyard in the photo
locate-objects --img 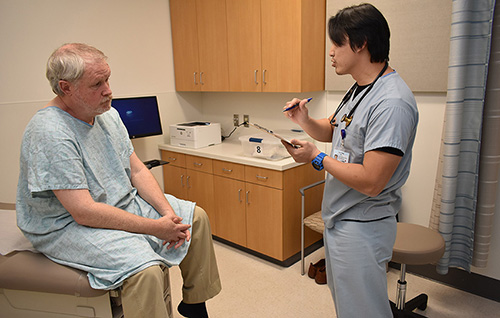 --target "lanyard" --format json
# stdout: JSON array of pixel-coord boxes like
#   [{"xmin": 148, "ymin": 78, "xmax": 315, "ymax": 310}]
[{"xmin": 329, "ymin": 62, "xmax": 389, "ymax": 128}]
